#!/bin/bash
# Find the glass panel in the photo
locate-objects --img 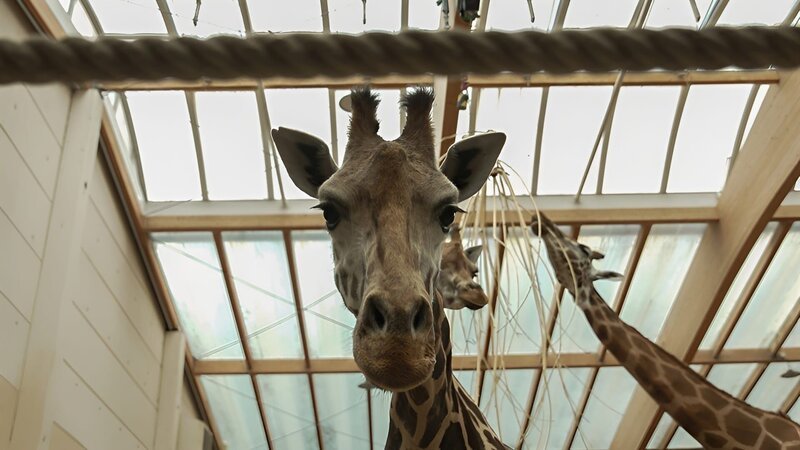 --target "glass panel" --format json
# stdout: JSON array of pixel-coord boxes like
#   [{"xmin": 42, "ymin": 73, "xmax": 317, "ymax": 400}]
[
  {"xmin": 708, "ymin": 363, "xmax": 758, "ymax": 396},
  {"xmin": 783, "ymin": 319, "xmax": 800, "ymax": 348},
  {"xmin": 249, "ymin": 0, "xmax": 324, "ymax": 32},
  {"xmin": 171, "ymin": 0, "xmax": 244, "ymax": 37},
  {"xmin": 668, "ymin": 427, "xmax": 701, "ymax": 448},
  {"xmin": 699, "ymin": 223, "xmax": 777, "ymax": 350},
  {"xmin": 315, "ymin": 373, "xmax": 371, "ymax": 450},
  {"xmin": 266, "ymin": 88, "xmax": 332, "ymax": 199},
  {"xmin": 371, "ymin": 385, "xmax": 392, "ymax": 449},
  {"xmin": 201, "ymin": 375, "xmax": 268, "ymax": 450},
  {"xmin": 455, "ymin": 369, "xmax": 478, "ymax": 397},
  {"xmin": 746, "ymin": 363, "xmax": 799, "ymax": 411},
  {"xmin": 622, "ymin": 224, "xmax": 706, "ymax": 341},
  {"xmin": 563, "ymin": 0, "xmax": 639, "ymax": 28},
  {"xmin": 648, "ymin": 413, "xmax": 676, "ymax": 449},
  {"xmin": 72, "ymin": 1, "xmax": 97, "ymax": 36},
  {"xmin": 408, "ymin": 0, "xmax": 442, "ymax": 30},
  {"xmin": 196, "ymin": 91, "xmax": 267, "ymax": 200},
  {"xmin": 603, "ymin": 86, "xmax": 681, "ymax": 193},
  {"xmin": 552, "ymin": 225, "xmax": 638, "ymax": 353},
  {"xmin": 717, "ymin": 0, "xmax": 797, "ymax": 25},
  {"xmin": 572, "ymin": 367, "xmax": 637, "ymax": 450},
  {"xmin": 258, "ymin": 375, "xmax": 318, "ymax": 450},
  {"xmin": 480, "ymin": 369, "xmax": 537, "ymax": 445},
  {"xmin": 153, "ymin": 233, "xmax": 243, "ymax": 359},
  {"xmin": 645, "ymin": 0, "xmax": 711, "ymax": 28},
  {"xmin": 667, "ymin": 84, "xmax": 752, "ymax": 193},
  {"xmin": 85, "ymin": 0, "xmax": 166, "ymax": 34},
  {"xmin": 726, "ymin": 222, "xmax": 800, "ymax": 349},
  {"xmin": 223, "ymin": 232, "xmax": 304, "ymax": 359},
  {"xmin": 524, "ymin": 368, "xmax": 591, "ymax": 450},
  {"xmin": 292, "ymin": 231, "xmax": 356, "ymax": 358},
  {"xmin": 790, "ymin": 400, "xmax": 800, "ymax": 422},
  {"xmin": 741, "ymin": 85, "xmax": 768, "ymax": 147},
  {"xmin": 126, "ymin": 91, "xmax": 202, "ymax": 201},
  {"xmin": 485, "ymin": 0, "xmax": 553, "ymax": 31},
  {"xmin": 475, "ymin": 88, "xmax": 541, "ymax": 194},
  {"xmin": 334, "ymin": 89, "xmax": 402, "ymax": 166},
  {"xmin": 538, "ymin": 86, "xmax": 612, "ymax": 195},
  {"xmin": 329, "ymin": 0, "xmax": 401, "ymax": 33}
]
